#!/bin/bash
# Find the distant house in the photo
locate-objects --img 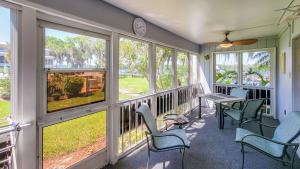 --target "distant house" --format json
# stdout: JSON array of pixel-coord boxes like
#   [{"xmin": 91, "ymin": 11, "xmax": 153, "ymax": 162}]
[{"xmin": 0, "ymin": 47, "xmax": 10, "ymax": 79}]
